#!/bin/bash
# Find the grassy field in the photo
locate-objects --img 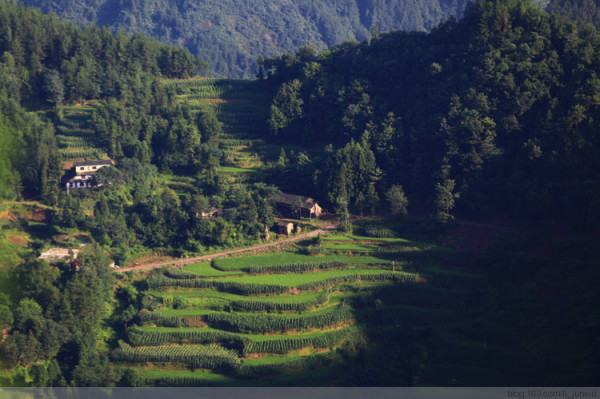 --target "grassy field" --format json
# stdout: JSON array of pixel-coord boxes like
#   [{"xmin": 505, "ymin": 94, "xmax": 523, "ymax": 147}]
[
  {"xmin": 150, "ymin": 289, "xmax": 325, "ymax": 304},
  {"xmin": 153, "ymin": 308, "xmax": 215, "ymax": 316},
  {"xmin": 322, "ymin": 242, "xmax": 381, "ymax": 252},
  {"xmin": 182, "ymin": 262, "xmax": 243, "ymax": 277},
  {"xmin": 323, "ymin": 233, "xmax": 433, "ymax": 247}
]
